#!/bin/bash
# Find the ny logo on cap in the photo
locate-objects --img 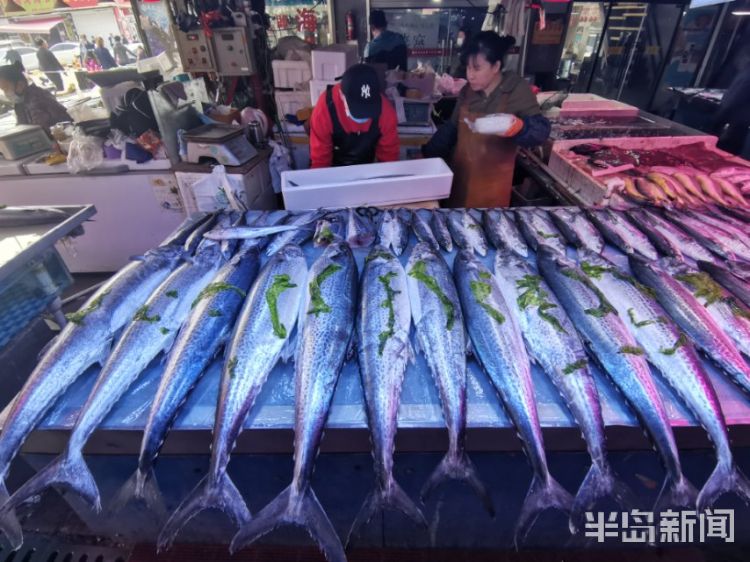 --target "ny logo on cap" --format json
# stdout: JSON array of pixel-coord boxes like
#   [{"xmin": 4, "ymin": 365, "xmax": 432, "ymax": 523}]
[{"xmin": 361, "ymin": 84, "xmax": 371, "ymax": 99}]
